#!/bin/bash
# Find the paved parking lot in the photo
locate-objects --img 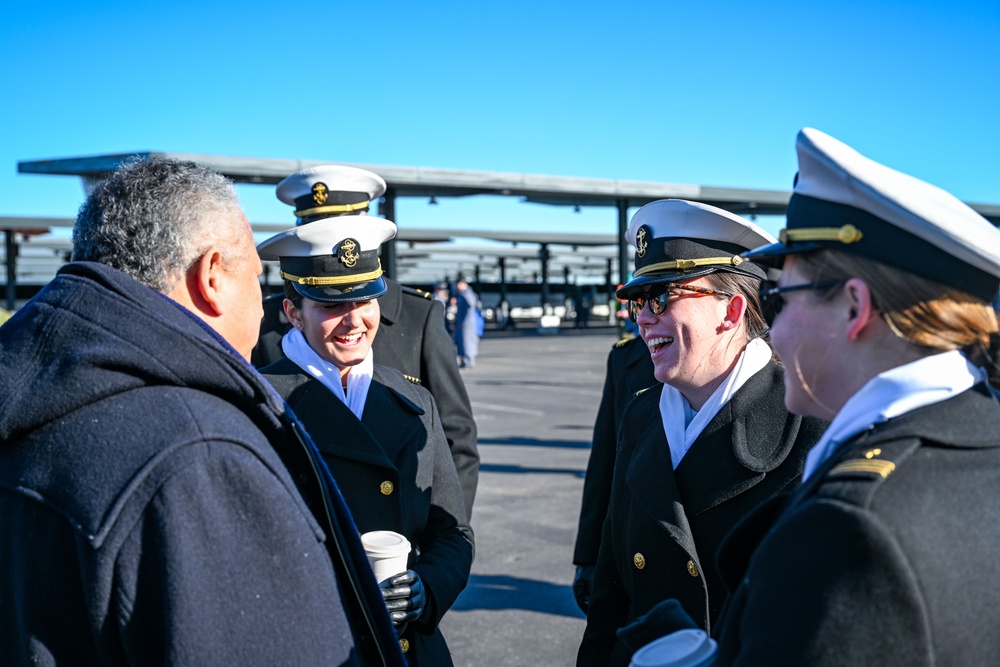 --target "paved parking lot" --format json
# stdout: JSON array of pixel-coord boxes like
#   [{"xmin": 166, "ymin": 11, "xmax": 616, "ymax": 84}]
[{"xmin": 438, "ymin": 327, "xmax": 622, "ymax": 666}]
